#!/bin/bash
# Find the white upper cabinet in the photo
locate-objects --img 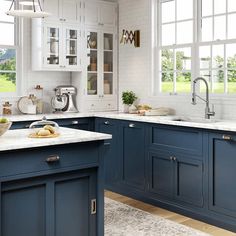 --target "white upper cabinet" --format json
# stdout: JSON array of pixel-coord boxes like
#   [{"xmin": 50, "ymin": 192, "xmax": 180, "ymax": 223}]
[
  {"xmin": 100, "ymin": 2, "xmax": 116, "ymax": 27},
  {"xmin": 84, "ymin": 1, "xmax": 100, "ymax": 26},
  {"xmin": 43, "ymin": 0, "xmax": 60, "ymax": 21},
  {"xmin": 43, "ymin": 0, "xmax": 80, "ymax": 23},
  {"xmin": 84, "ymin": 1, "xmax": 117, "ymax": 28},
  {"xmin": 61, "ymin": 0, "xmax": 78, "ymax": 23}
]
